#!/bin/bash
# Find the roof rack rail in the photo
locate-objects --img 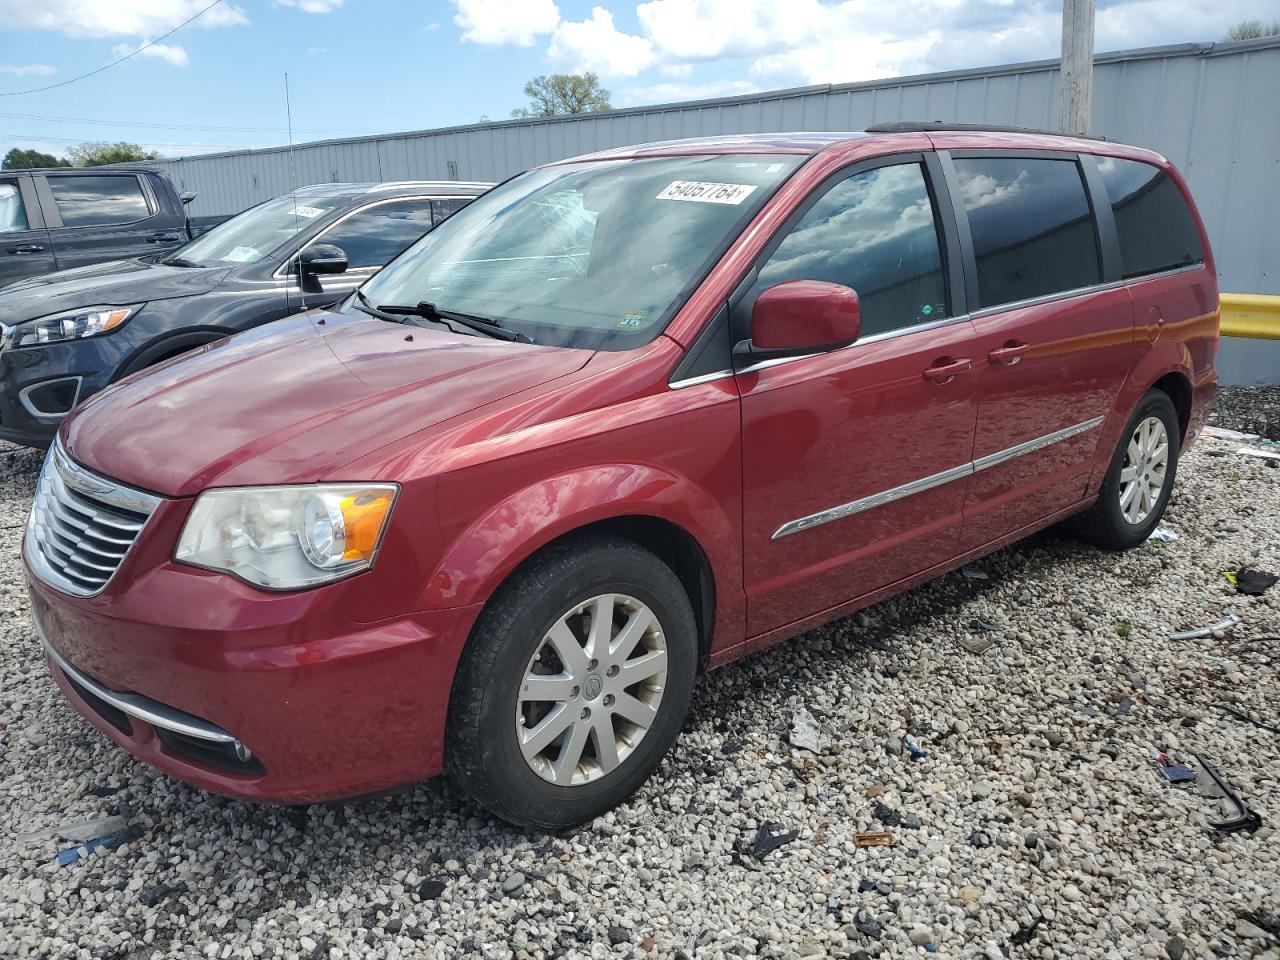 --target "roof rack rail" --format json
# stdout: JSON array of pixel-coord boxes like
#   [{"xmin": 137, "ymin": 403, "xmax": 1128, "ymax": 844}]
[{"xmin": 866, "ymin": 120, "xmax": 1107, "ymax": 142}]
